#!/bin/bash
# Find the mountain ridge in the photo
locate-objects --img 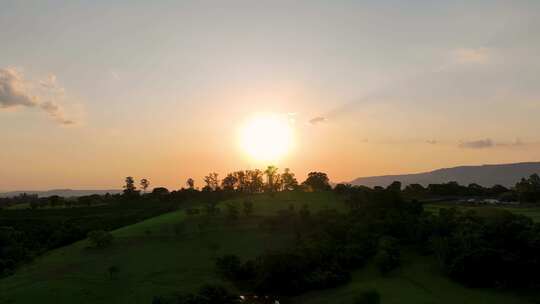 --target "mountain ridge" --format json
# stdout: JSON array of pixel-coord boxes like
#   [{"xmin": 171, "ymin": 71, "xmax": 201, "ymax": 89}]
[
  {"xmin": 0, "ymin": 189, "xmax": 122, "ymax": 198},
  {"xmin": 349, "ymin": 161, "xmax": 540, "ymax": 188}
]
